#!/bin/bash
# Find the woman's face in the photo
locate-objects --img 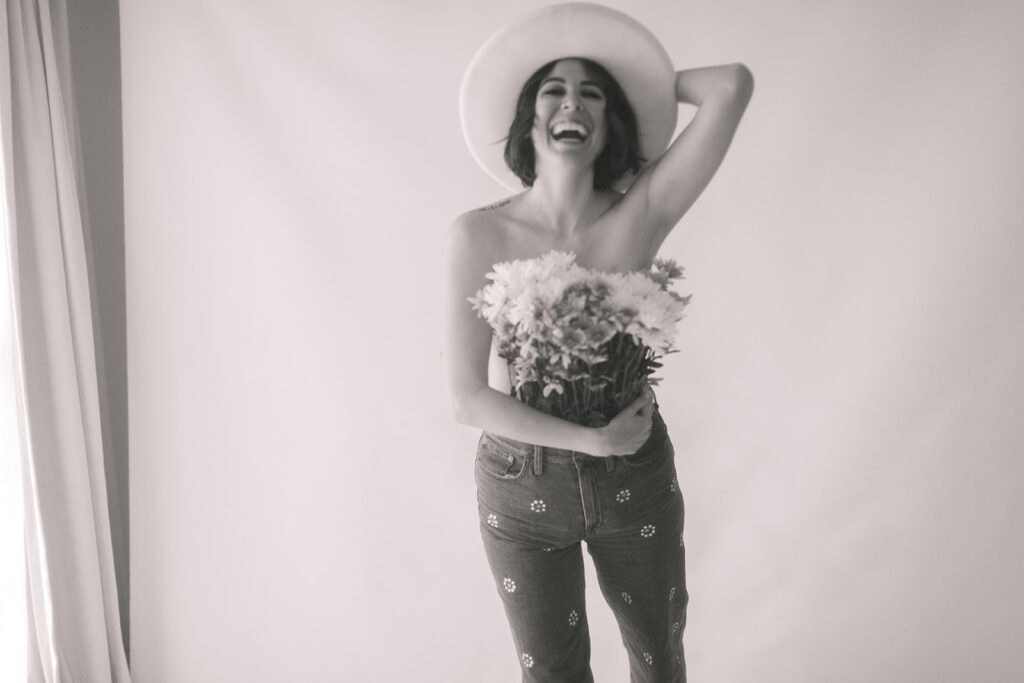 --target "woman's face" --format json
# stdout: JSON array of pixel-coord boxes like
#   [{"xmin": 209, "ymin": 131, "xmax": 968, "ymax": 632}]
[{"xmin": 531, "ymin": 59, "xmax": 608, "ymax": 171}]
